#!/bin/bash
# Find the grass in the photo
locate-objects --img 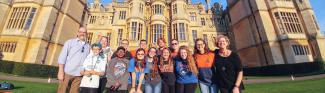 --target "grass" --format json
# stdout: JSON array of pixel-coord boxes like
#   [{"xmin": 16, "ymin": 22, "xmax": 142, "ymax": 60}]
[
  {"xmin": 0, "ymin": 80, "xmax": 57, "ymax": 93},
  {"xmin": 1, "ymin": 78, "xmax": 325, "ymax": 93},
  {"xmin": 244, "ymin": 78, "xmax": 325, "ymax": 93}
]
